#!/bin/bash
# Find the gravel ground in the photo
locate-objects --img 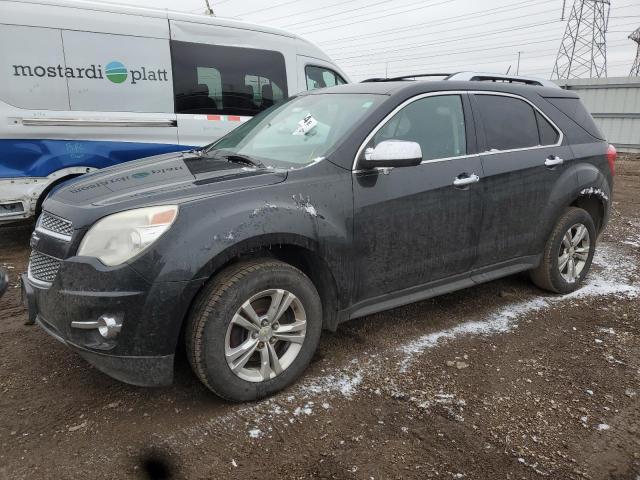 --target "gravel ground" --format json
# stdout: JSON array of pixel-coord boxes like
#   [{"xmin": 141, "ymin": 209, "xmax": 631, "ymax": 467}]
[{"xmin": 1, "ymin": 155, "xmax": 639, "ymax": 480}]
